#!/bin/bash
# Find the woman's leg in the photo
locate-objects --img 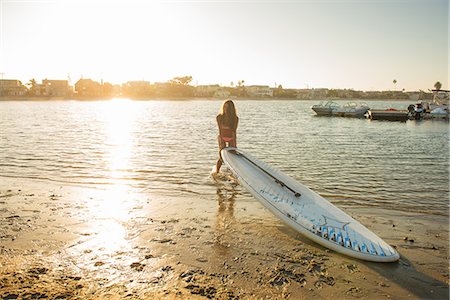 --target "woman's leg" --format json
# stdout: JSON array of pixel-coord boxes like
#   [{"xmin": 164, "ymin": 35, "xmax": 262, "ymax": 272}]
[
  {"xmin": 216, "ymin": 157, "xmax": 222, "ymax": 173},
  {"xmin": 216, "ymin": 136, "xmax": 225, "ymax": 173}
]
